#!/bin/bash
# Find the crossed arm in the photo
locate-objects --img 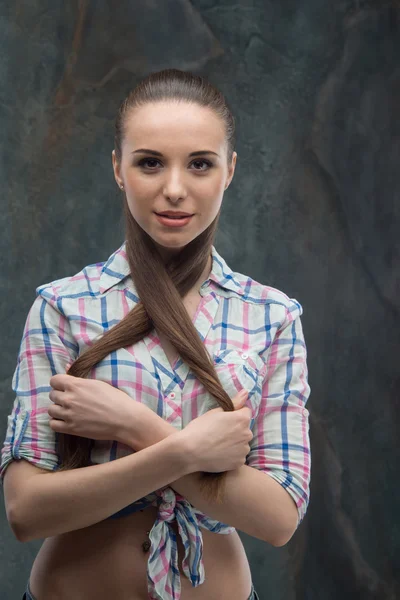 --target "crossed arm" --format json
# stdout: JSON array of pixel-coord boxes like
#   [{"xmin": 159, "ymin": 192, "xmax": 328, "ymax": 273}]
[
  {"xmin": 120, "ymin": 416, "xmax": 299, "ymax": 547},
  {"xmin": 4, "ymin": 295, "xmax": 309, "ymax": 545},
  {"xmin": 117, "ymin": 309, "xmax": 310, "ymax": 547}
]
